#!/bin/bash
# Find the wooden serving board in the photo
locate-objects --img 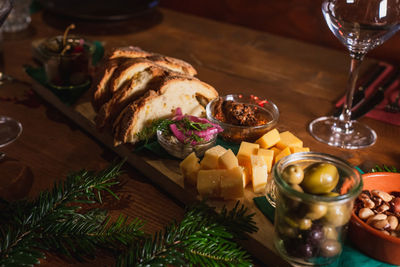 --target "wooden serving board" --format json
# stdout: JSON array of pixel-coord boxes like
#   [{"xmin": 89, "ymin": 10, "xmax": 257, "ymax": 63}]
[{"xmin": 31, "ymin": 81, "xmax": 291, "ymax": 266}]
